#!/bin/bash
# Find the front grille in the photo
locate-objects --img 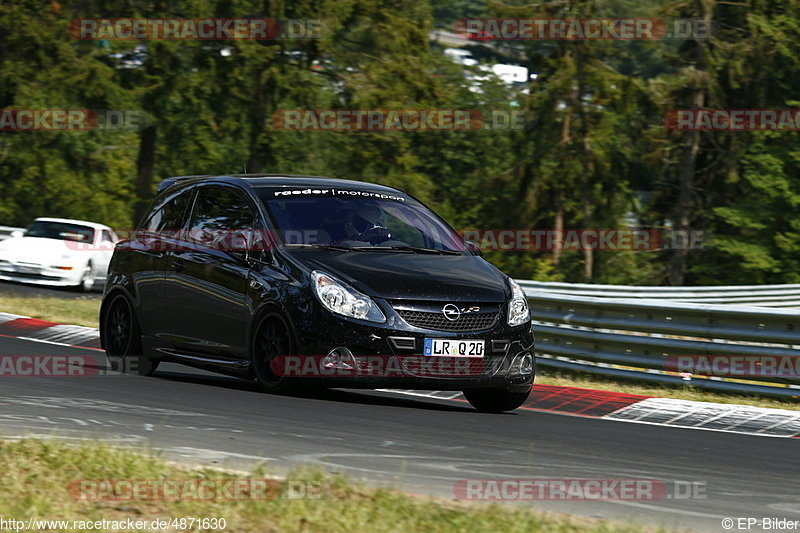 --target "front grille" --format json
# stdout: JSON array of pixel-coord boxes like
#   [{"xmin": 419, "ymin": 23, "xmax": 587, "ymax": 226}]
[
  {"xmin": 0, "ymin": 270, "xmax": 61, "ymax": 281},
  {"xmin": 396, "ymin": 309, "xmax": 499, "ymax": 332}
]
